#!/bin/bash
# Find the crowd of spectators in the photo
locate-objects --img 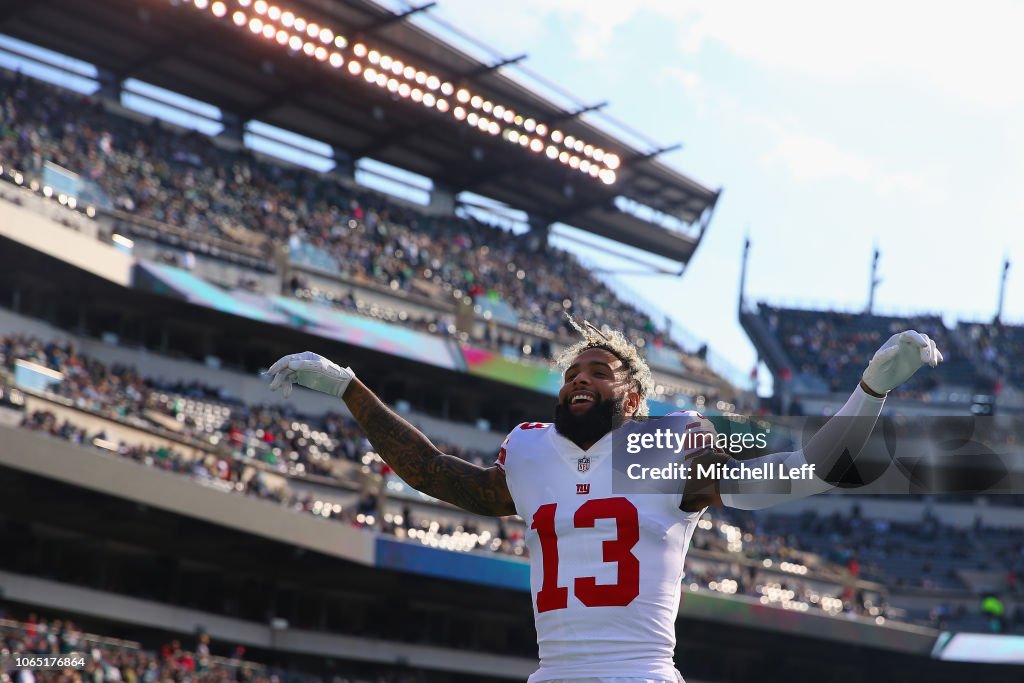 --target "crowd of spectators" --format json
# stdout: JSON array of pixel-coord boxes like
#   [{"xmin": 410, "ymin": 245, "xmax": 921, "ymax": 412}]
[
  {"xmin": 6, "ymin": 331, "xmax": 1024, "ymax": 632},
  {"xmin": 2, "ymin": 333, "xmax": 524, "ymax": 558},
  {"xmin": 757, "ymin": 304, "xmax": 979, "ymax": 397},
  {"xmin": 0, "ymin": 334, "xmax": 486, "ymax": 480},
  {"xmin": 0, "ymin": 612, "xmax": 426, "ymax": 683},
  {"xmin": 743, "ymin": 505, "xmax": 1024, "ymax": 634},
  {"xmin": 0, "ymin": 70, "xmax": 684, "ymax": 362},
  {"xmin": 959, "ymin": 321, "xmax": 1024, "ymax": 393}
]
